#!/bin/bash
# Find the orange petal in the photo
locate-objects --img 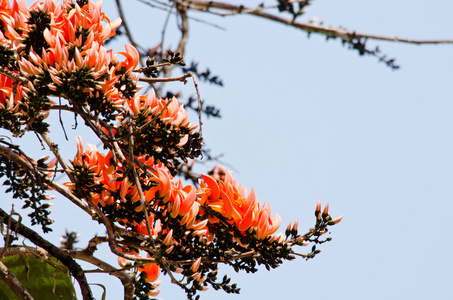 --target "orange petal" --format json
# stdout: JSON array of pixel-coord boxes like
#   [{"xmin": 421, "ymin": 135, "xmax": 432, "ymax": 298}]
[{"xmin": 201, "ymin": 174, "xmax": 220, "ymax": 200}]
